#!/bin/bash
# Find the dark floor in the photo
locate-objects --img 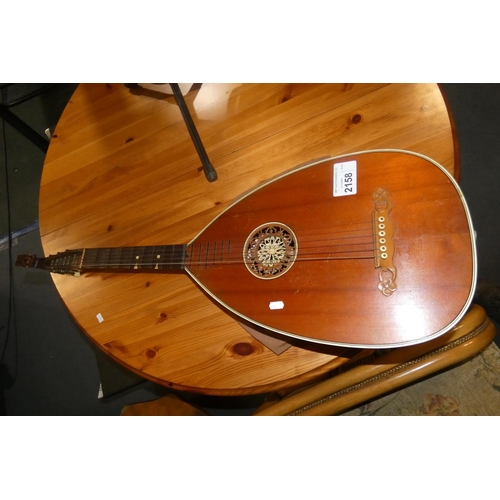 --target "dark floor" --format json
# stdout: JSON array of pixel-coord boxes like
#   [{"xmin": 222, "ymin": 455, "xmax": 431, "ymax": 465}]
[{"xmin": 1, "ymin": 83, "xmax": 499, "ymax": 416}]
